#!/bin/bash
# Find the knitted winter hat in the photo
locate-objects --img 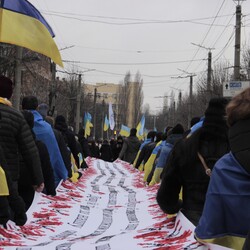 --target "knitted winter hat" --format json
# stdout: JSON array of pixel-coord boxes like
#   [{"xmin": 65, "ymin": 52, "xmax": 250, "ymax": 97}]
[
  {"xmin": 203, "ymin": 97, "xmax": 228, "ymax": 129},
  {"xmin": 22, "ymin": 96, "xmax": 38, "ymax": 110},
  {"xmin": 55, "ymin": 115, "xmax": 66, "ymax": 123},
  {"xmin": 172, "ymin": 123, "xmax": 184, "ymax": 134},
  {"xmin": 0, "ymin": 75, "xmax": 13, "ymax": 99}
]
